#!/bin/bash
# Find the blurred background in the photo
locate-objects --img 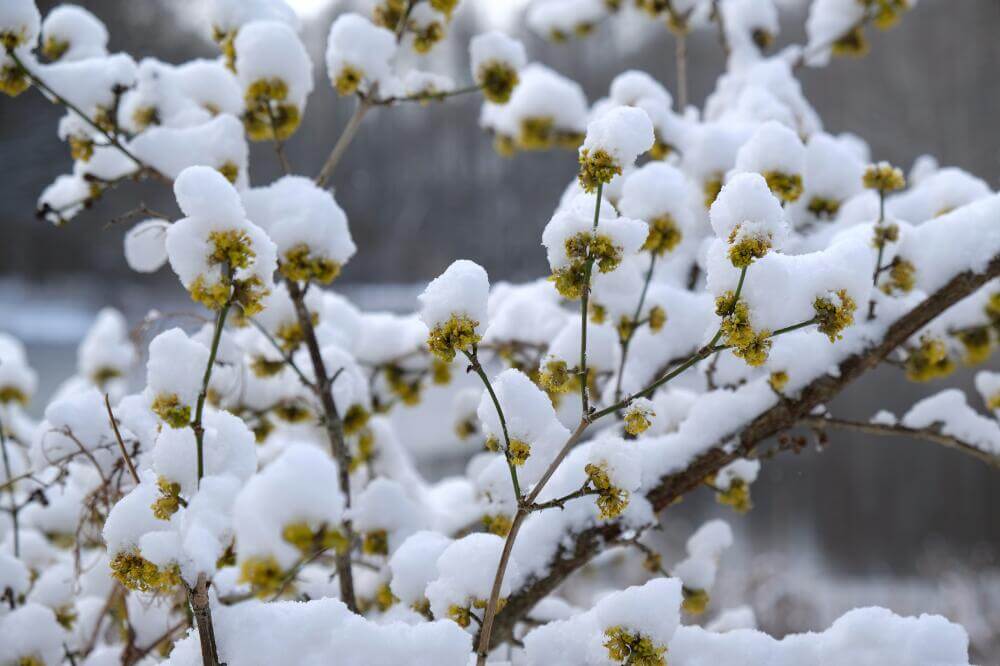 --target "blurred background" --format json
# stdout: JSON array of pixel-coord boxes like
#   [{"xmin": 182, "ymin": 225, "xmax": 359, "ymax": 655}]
[{"xmin": 1, "ymin": 0, "xmax": 998, "ymax": 659}]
